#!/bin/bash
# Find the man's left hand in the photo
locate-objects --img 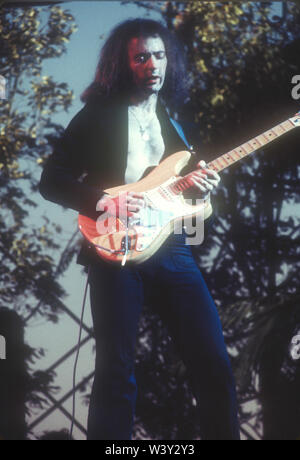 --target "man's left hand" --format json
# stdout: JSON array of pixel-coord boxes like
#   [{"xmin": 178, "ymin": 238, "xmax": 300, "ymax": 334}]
[{"xmin": 187, "ymin": 160, "xmax": 221, "ymax": 200}]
